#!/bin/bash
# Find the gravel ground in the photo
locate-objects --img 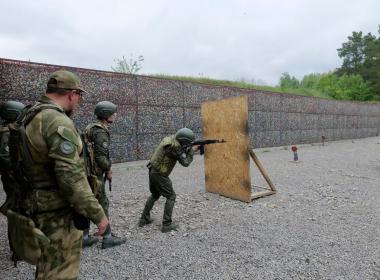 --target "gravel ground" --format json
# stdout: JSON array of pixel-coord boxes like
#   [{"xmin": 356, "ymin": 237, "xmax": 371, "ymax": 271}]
[{"xmin": 1, "ymin": 137, "xmax": 380, "ymax": 280}]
